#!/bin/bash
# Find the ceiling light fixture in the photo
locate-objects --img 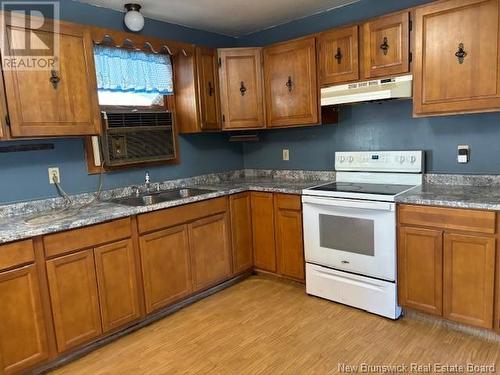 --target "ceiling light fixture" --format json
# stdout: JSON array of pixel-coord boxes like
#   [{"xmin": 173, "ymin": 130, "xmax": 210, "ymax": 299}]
[{"xmin": 124, "ymin": 3, "xmax": 144, "ymax": 32}]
